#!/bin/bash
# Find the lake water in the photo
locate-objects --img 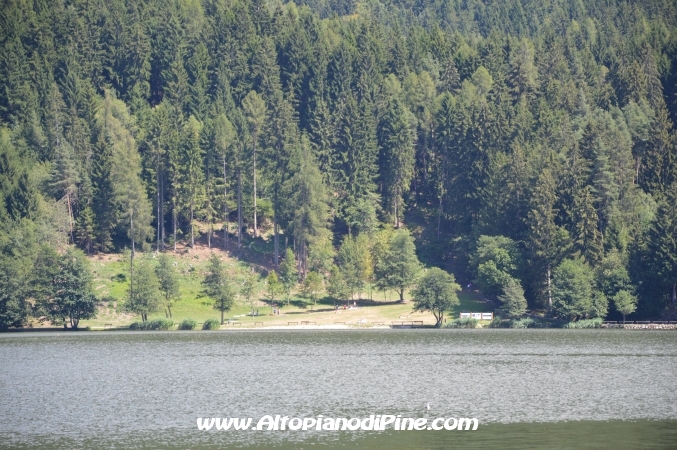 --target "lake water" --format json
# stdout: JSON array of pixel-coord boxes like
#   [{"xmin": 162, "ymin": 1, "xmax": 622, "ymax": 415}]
[{"xmin": 1, "ymin": 329, "xmax": 676, "ymax": 449}]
